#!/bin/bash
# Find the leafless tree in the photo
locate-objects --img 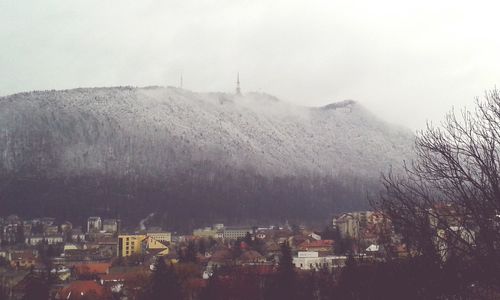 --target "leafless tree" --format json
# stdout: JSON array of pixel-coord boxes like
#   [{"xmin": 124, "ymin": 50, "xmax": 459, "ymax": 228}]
[{"xmin": 376, "ymin": 89, "xmax": 500, "ymax": 290}]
